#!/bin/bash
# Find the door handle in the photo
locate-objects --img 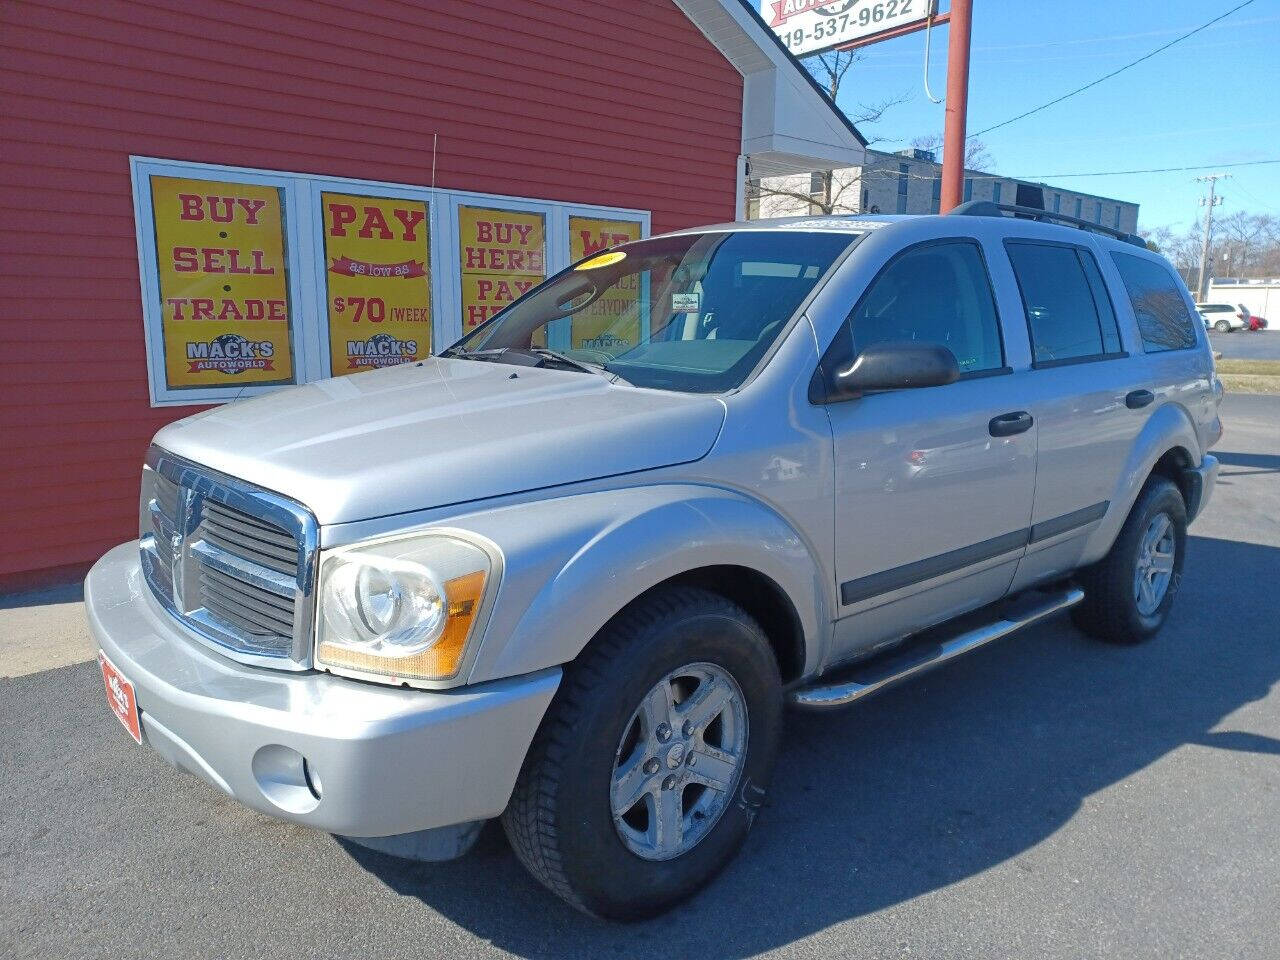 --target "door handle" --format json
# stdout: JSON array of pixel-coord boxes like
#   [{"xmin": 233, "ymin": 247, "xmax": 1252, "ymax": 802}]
[
  {"xmin": 989, "ymin": 411, "xmax": 1033, "ymax": 437},
  {"xmin": 1126, "ymin": 389, "xmax": 1155, "ymax": 409}
]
